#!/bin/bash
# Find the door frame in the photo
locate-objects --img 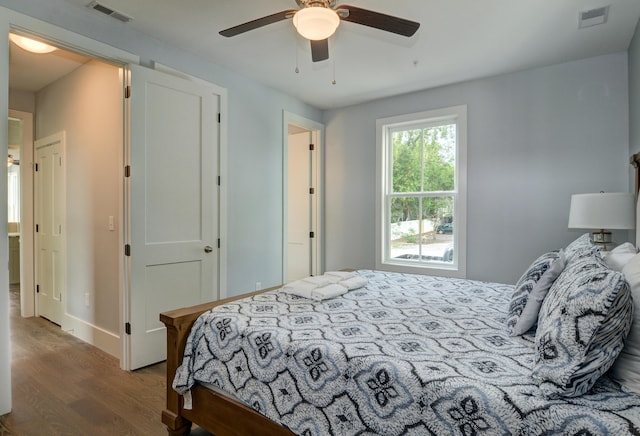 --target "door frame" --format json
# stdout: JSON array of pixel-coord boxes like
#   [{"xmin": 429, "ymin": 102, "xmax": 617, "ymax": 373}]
[
  {"xmin": 282, "ymin": 111, "xmax": 324, "ymax": 282},
  {"xmin": 9, "ymin": 109, "xmax": 35, "ymax": 318},
  {"xmin": 1, "ymin": 14, "xmax": 139, "ymax": 414}
]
